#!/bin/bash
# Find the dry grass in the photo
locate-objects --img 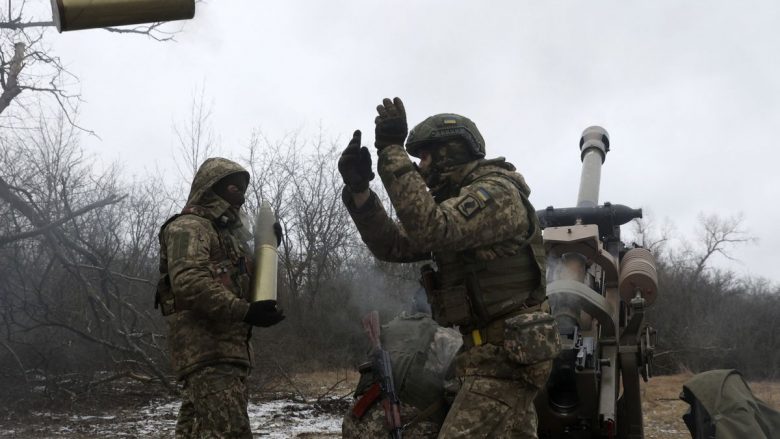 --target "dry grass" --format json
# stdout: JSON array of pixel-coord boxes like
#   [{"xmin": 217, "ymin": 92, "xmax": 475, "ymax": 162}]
[
  {"xmin": 750, "ymin": 378, "xmax": 780, "ymax": 409},
  {"xmin": 287, "ymin": 370, "xmax": 780, "ymax": 438},
  {"xmin": 643, "ymin": 373, "xmax": 694, "ymax": 438},
  {"xmin": 277, "ymin": 369, "xmax": 360, "ymax": 401}
]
